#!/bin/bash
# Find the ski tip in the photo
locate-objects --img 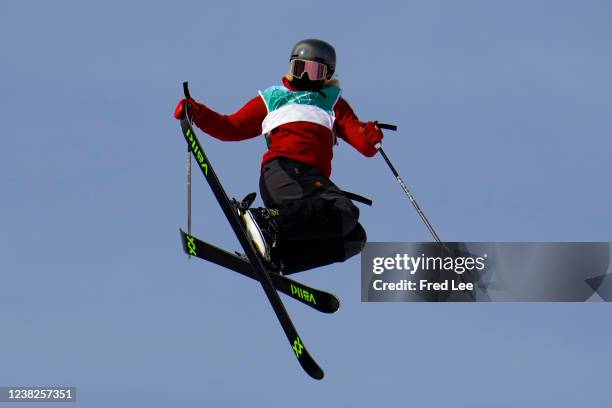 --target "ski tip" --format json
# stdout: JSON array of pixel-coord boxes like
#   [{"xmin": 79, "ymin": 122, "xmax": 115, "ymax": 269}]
[
  {"xmin": 303, "ymin": 358, "xmax": 324, "ymax": 380},
  {"xmin": 330, "ymin": 297, "xmax": 341, "ymax": 314},
  {"xmin": 179, "ymin": 228, "xmax": 192, "ymax": 257},
  {"xmin": 321, "ymin": 295, "xmax": 340, "ymax": 314},
  {"xmin": 310, "ymin": 368, "xmax": 325, "ymax": 380},
  {"xmin": 292, "ymin": 337, "xmax": 325, "ymax": 380}
]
